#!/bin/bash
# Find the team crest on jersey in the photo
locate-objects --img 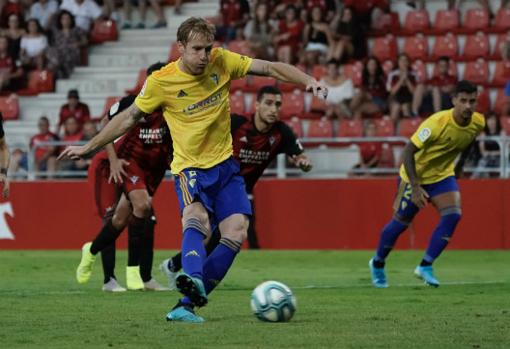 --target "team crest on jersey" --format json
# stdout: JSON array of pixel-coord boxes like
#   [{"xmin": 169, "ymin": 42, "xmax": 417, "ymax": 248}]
[
  {"xmin": 177, "ymin": 90, "xmax": 187, "ymax": 98},
  {"xmin": 210, "ymin": 73, "xmax": 219, "ymax": 85},
  {"xmin": 418, "ymin": 127, "xmax": 431, "ymax": 142},
  {"xmin": 130, "ymin": 176, "xmax": 139, "ymax": 184}
]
